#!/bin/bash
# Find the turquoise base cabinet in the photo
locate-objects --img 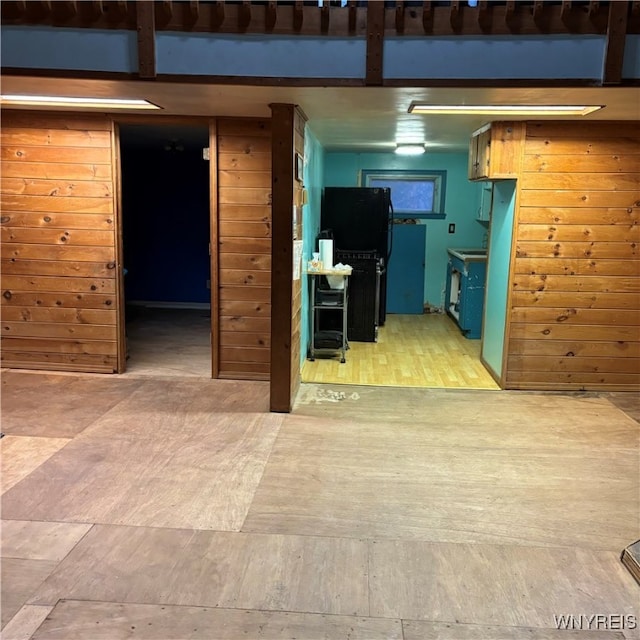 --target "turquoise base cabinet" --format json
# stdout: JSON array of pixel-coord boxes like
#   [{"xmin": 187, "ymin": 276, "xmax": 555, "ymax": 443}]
[{"xmin": 444, "ymin": 250, "xmax": 487, "ymax": 340}]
